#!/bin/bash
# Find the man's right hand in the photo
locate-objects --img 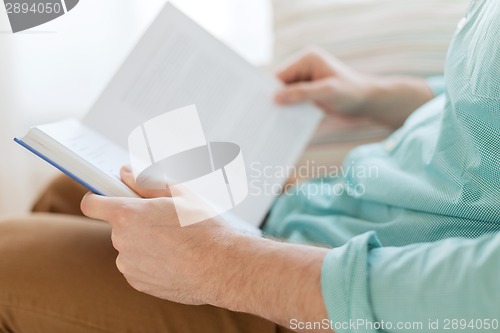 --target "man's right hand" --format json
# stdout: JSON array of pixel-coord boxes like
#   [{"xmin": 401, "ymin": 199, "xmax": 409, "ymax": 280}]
[
  {"xmin": 275, "ymin": 47, "xmax": 435, "ymax": 128},
  {"xmin": 274, "ymin": 47, "xmax": 374, "ymax": 117}
]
